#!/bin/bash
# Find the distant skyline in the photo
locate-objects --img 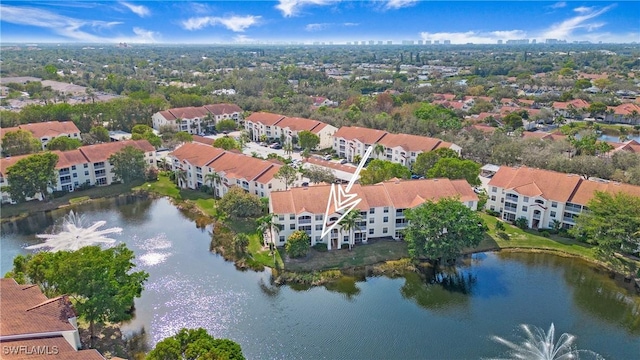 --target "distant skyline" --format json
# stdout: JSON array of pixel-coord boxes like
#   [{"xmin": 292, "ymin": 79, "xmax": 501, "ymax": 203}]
[{"xmin": 1, "ymin": 1, "xmax": 638, "ymax": 44}]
